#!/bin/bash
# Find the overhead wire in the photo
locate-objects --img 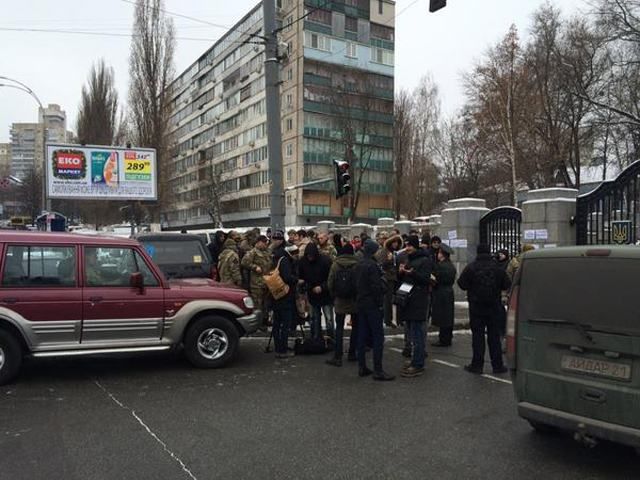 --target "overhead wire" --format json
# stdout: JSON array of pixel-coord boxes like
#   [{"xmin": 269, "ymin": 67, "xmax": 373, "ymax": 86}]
[{"xmin": 0, "ymin": 26, "xmax": 259, "ymax": 43}]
